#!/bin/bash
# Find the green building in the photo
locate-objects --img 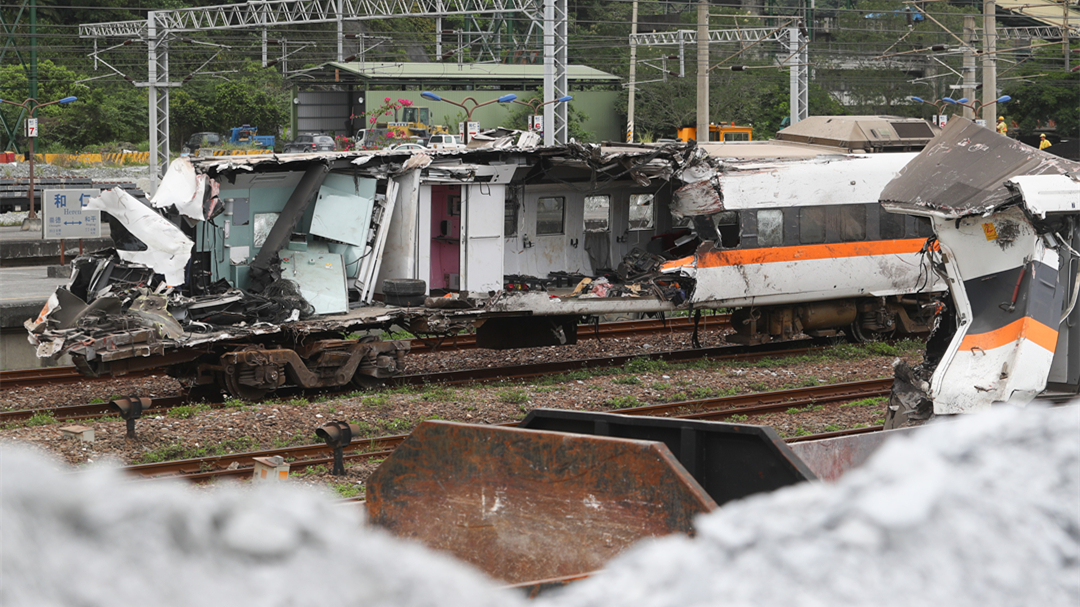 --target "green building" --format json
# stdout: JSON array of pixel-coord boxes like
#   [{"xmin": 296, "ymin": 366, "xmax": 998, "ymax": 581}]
[{"xmin": 288, "ymin": 61, "xmax": 621, "ymax": 142}]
